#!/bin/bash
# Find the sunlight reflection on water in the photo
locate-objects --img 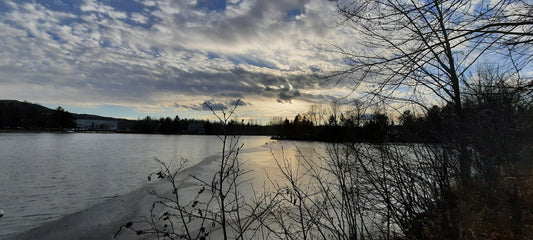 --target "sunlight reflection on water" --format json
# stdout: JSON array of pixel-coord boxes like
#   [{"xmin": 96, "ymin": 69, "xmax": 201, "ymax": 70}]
[{"xmin": 0, "ymin": 133, "xmax": 272, "ymax": 237}]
